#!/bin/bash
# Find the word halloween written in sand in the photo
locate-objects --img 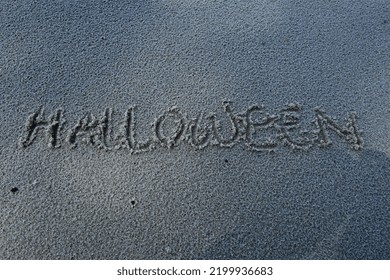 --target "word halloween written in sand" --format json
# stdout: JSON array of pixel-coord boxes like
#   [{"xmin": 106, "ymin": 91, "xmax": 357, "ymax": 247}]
[{"xmin": 19, "ymin": 101, "xmax": 363, "ymax": 153}]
